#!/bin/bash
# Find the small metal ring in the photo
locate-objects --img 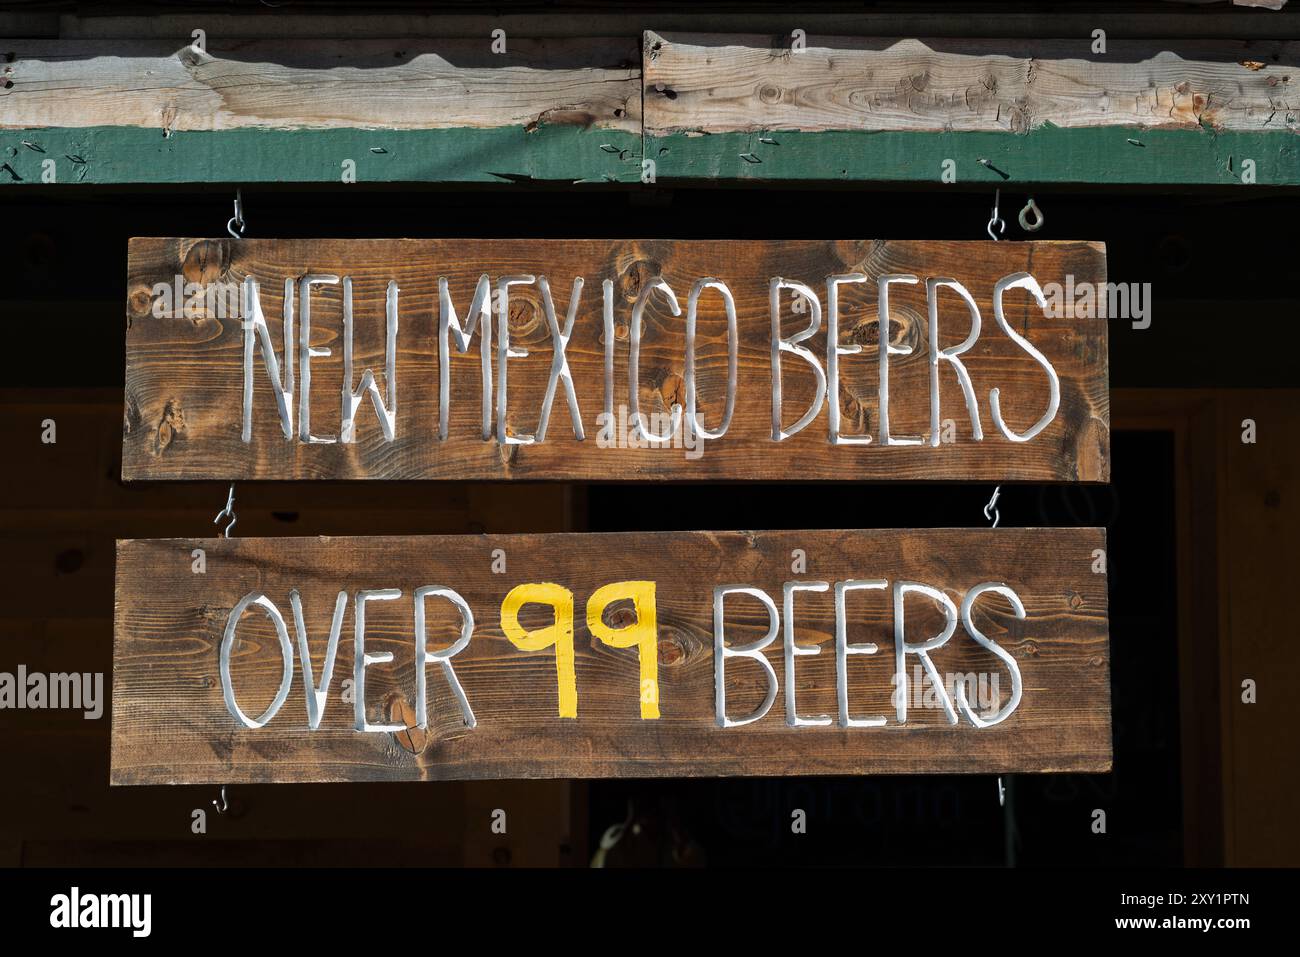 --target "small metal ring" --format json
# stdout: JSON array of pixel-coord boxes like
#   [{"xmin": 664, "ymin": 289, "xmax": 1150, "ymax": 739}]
[{"xmin": 1018, "ymin": 198, "xmax": 1044, "ymax": 232}]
